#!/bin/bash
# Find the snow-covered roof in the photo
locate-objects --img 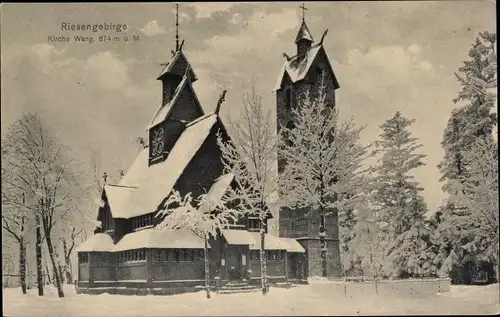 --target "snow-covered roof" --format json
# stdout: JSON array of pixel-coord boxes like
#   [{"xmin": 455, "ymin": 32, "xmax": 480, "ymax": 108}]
[
  {"xmin": 112, "ymin": 228, "xmax": 208, "ymax": 252},
  {"xmin": 199, "ymin": 173, "xmax": 234, "ymax": 213},
  {"xmin": 279, "ymin": 237, "xmax": 305, "ymax": 253},
  {"xmin": 157, "ymin": 50, "xmax": 197, "ymax": 81},
  {"xmin": 104, "ymin": 184, "xmax": 136, "ymax": 217},
  {"xmin": 249, "ymin": 233, "xmax": 286, "ymax": 251},
  {"xmin": 76, "ymin": 233, "xmax": 114, "ymax": 253},
  {"xmin": 273, "ymin": 44, "xmax": 322, "ymax": 92},
  {"xmin": 222, "ymin": 229, "xmax": 256, "ymax": 245},
  {"xmin": 295, "ymin": 20, "xmax": 314, "ymax": 43},
  {"xmin": 118, "ymin": 148, "xmax": 149, "ymax": 187},
  {"xmin": 107, "ymin": 113, "xmax": 218, "ymax": 219}
]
